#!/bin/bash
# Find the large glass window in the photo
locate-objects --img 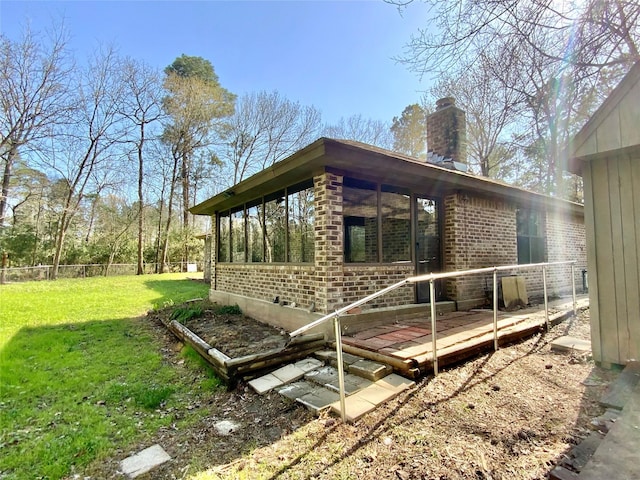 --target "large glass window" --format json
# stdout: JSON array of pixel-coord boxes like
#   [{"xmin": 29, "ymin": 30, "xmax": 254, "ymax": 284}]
[
  {"xmin": 231, "ymin": 207, "xmax": 245, "ymax": 262},
  {"xmin": 218, "ymin": 212, "xmax": 230, "ymax": 262},
  {"xmin": 264, "ymin": 191, "xmax": 286, "ymax": 262},
  {"xmin": 217, "ymin": 180, "xmax": 315, "ymax": 264},
  {"xmin": 381, "ymin": 187, "xmax": 411, "ymax": 263},
  {"xmin": 343, "ymin": 178, "xmax": 378, "ymax": 263},
  {"xmin": 517, "ymin": 209, "xmax": 545, "ymax": 264},
  {"xmin": 288, "ymin": 182, "xmax": 315, "ymax": 263},
  {"xmin": 247, "ymin": 202, "xmax": 264, "ymax": 262}
]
